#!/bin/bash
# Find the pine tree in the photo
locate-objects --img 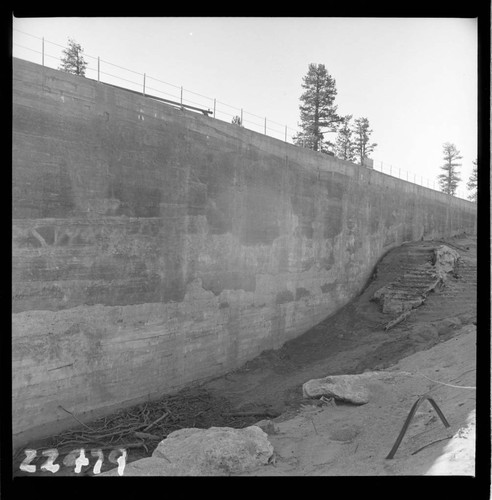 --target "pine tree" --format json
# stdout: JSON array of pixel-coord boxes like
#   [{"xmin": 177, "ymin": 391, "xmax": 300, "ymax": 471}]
[
  {"xmin": 293, "ymin": 63, "xmax": 339, "ymax": 152},
  {"xmin": 353, "ymin": 117, "xmax": 377, "ymax": 166},
  {"xmin": 438, "ymin": 143, "xmax": 462, "ymax": 196},
  {"xmin": 59, "ymin": 38, "xmax": 88, "ymax": 77},
  {"xmin": 334, "ymin": 115, "xmax": 356, "ymax": 162},
  {"xmin": 466, "ymin": 159, "xmax": 478, "ymax": 202}
]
